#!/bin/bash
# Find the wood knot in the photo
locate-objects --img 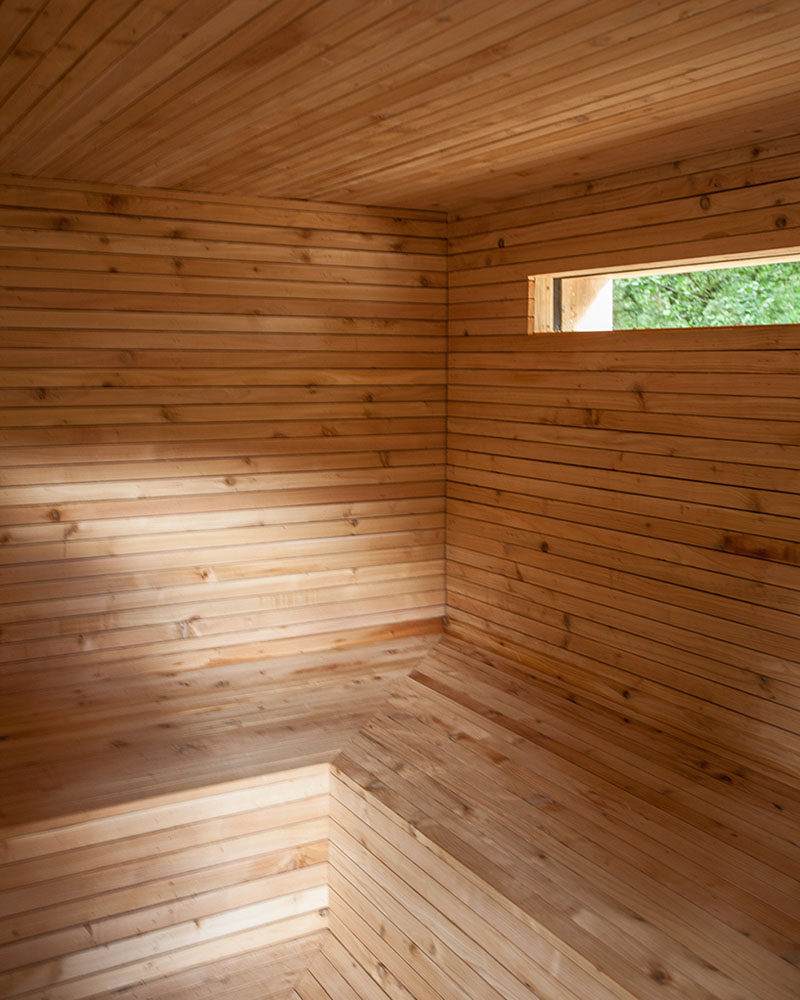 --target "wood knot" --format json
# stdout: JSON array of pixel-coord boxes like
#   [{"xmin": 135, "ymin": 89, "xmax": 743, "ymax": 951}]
[{"xmin": 178, "ymin": 617, "xmax": 200, "ymax": 639}]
